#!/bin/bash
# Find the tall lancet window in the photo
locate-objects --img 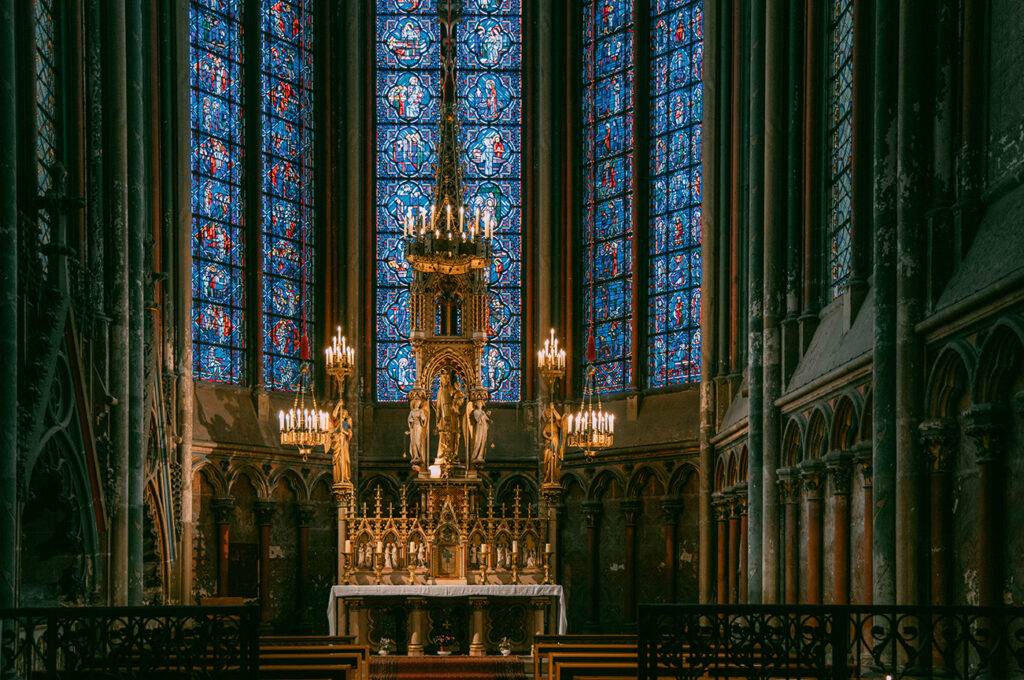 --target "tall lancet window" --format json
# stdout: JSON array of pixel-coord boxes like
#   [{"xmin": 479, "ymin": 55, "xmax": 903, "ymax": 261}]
[
  {"xmin": 374, "ymin": 0, "xmax": 523, "ymax": 403},
  {"xmin": 261, "ymin": 0, "xmax": 316, "ymax": 391},
  {"xmin": 827, "ymin": 0, "xmax": 853, "ymax": 299},
  {"xmin": 648, "ymin": 0, "xmax": 702, "ymax": 387},
  {"xmin": 191, "ymin": 0, "xmax": 248, "ymax": 384},
  {"xmin": 458, "ymin": 0, "xmax": 522, "ymax": 402},
  {"xmin": 374, "ymin": 0, "xmax": 440, "ymax": 402},
  {"xmin": 190, "ymin": 0, "xmax": 317, "ymax": 390},
  {"xmin": 582, "ymin": 0, "xmax": 635, "ymax": 394},
  {"xmin": 35, "ymin": 0, "xmax": 59, "ymax": 276}
]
